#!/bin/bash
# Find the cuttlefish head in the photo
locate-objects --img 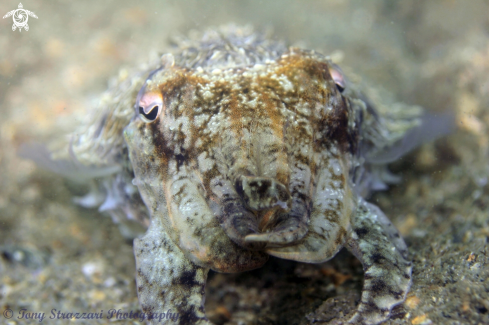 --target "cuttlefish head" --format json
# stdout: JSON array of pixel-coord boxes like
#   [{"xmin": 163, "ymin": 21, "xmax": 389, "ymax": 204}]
[{"xmin": 124, "ymin": 51, "xmax": 354, "ymax": 271}]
